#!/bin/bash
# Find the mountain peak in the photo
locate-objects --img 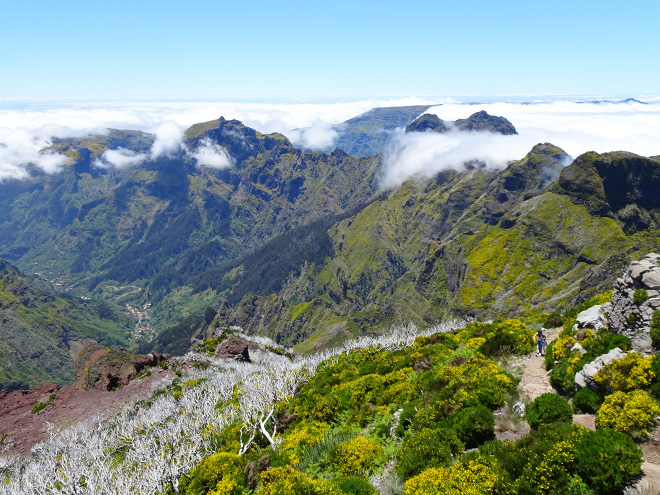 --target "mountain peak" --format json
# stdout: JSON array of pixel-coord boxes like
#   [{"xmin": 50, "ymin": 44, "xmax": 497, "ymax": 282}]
[
  {"xmin": 404, "ymin": 113, "xmax": 448, "ymax": 133},
  {"xmin": 454, "ymin": 110, "xmax": 518, "ymax": 135},
  {"xmin": 556, "ymin": 150, "xmax": 660, "ymax": 226}
]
